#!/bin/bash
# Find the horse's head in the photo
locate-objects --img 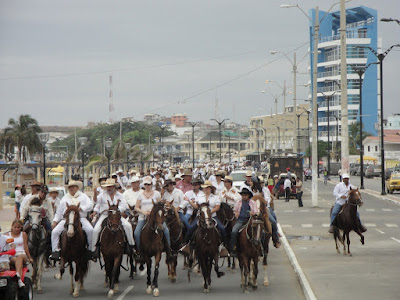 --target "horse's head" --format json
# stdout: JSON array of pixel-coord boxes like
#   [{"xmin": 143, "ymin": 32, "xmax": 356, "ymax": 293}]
[
  {"xmin": 64, "ymin": 203, "xmax": 80, "ymax": 238},
  {"xmin": 348, "ymin": 188, "xmax": 363, "ymax": 207},
  {"xmin": 252, "ymin": 196, "xmax": 267, "ymax": 219},
  {"xmin": 107, "ymin": 200, "xmax": 122, "ymax": 233},
  {"xmin": 249, "ymin": 218, "xmax": 264, "ymax": 245},
  {"xmin": 28, "ymin": 205, "xmax": 43, "ymax": 231},
  {"xmin": 150, "ymin": 201, "xmax": 166, "ymax": 232},
  {"xmin": 199, "ymin": 203, "xmax": 215, "ymax": 229}
]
